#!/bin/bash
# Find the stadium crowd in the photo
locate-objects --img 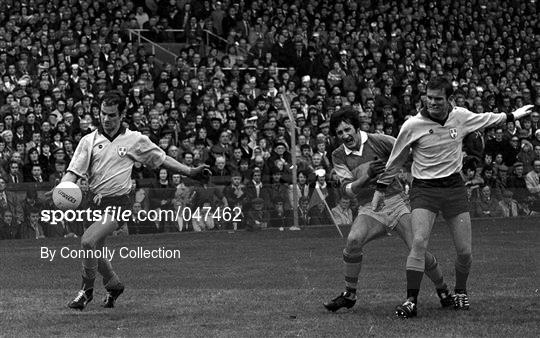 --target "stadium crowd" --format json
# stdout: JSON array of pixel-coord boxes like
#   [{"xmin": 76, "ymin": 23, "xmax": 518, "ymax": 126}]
[{"xmin": 0, "ymin": 0, "xmax": 539, "ymax": 240}]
